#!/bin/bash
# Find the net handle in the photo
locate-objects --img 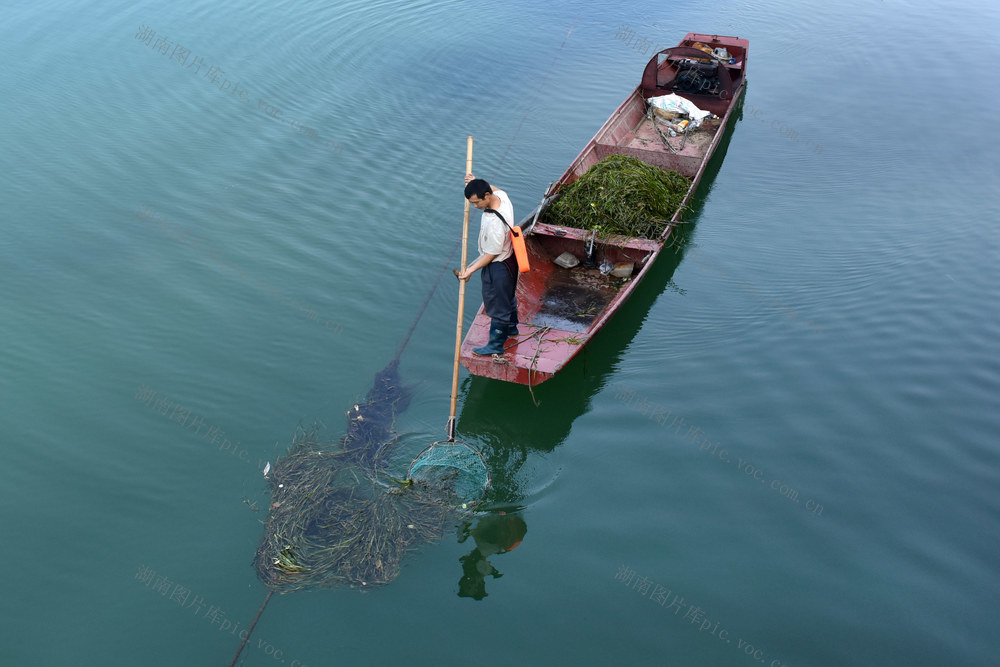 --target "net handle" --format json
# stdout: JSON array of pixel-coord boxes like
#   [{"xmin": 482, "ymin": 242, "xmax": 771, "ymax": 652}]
[{"xmin": 449, "ymin": 136, "xmax": 474, "ymax": 441}]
